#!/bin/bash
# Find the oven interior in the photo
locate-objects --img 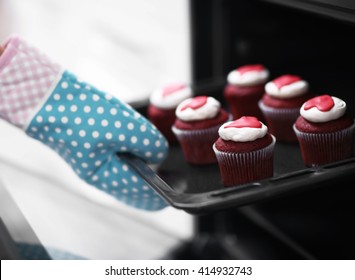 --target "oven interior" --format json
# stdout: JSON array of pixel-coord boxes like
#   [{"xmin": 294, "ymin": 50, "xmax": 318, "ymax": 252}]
[{"xmin": 180, "ymin": 0, "xmax": 355, "ymax": 260}]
